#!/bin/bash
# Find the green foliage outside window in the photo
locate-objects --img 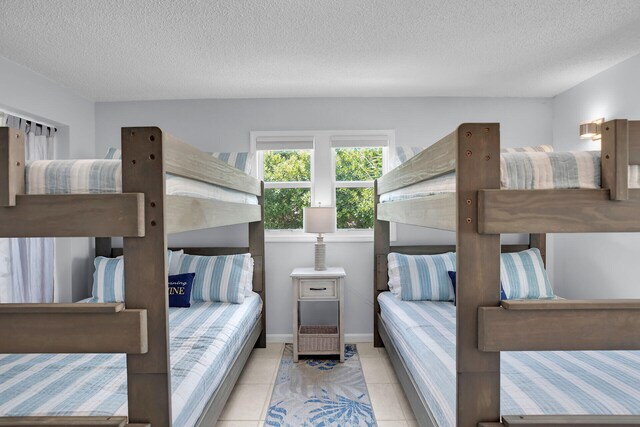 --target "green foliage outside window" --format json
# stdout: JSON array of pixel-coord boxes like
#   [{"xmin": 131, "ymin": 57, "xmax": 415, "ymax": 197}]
[
  {"xmin": 264, "ymin": 188, "xmax": 311, "ymax": 230},
  {"xmin": 336, "ymin": 187, "xmax": 375, "ymax": 229},
  {"xmin": 335, "ymin": 148, "xmax": 382, "ymax": 230},
  {"xmin": 263, "ymin": 150, "xmax": 311, "ymax": 230},
  {"xmin": 335, "ymin": 148, "xmax": 383, "ymax": 181},
  {"xmin": 261, "ymin": 148, "xmax": 383, "ymax": 230},
  {"xmin": 263, "ymin": 150, "xmax": 311, "ymax": 182}
]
